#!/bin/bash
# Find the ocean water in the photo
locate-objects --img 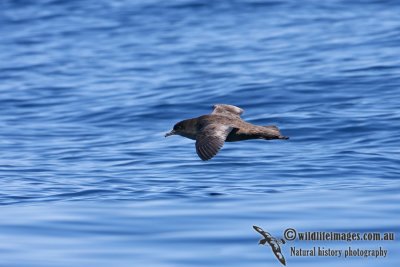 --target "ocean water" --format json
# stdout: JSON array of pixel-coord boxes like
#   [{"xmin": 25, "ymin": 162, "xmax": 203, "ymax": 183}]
[{"xmin": 0, "ymin": 0, "xmax": 399, "ymax": 266}]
